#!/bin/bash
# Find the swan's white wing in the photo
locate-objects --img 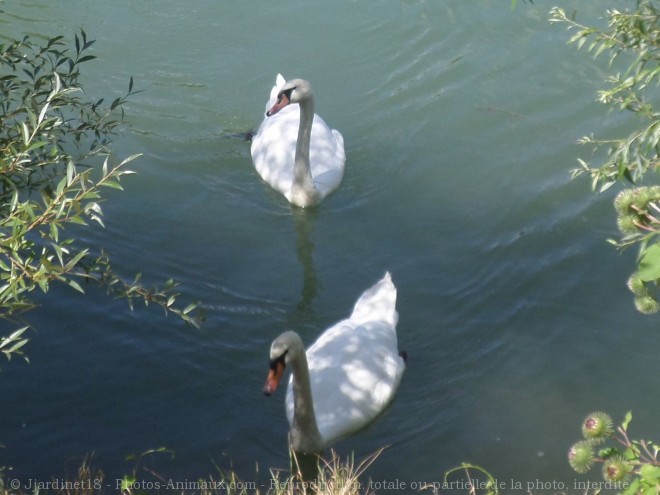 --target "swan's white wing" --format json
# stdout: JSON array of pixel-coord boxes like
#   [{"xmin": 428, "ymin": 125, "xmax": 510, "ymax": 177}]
[
  {"xmin": 307, "ymin": 115, "xmax": 345, "ymax": 199},
  {"xmin": 251, "ymin": 104, "xmax": 299, "ymax": 199},
  {"xmin": 309, "ymin": 320, "xmax": 404, "ymax": 445}
]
